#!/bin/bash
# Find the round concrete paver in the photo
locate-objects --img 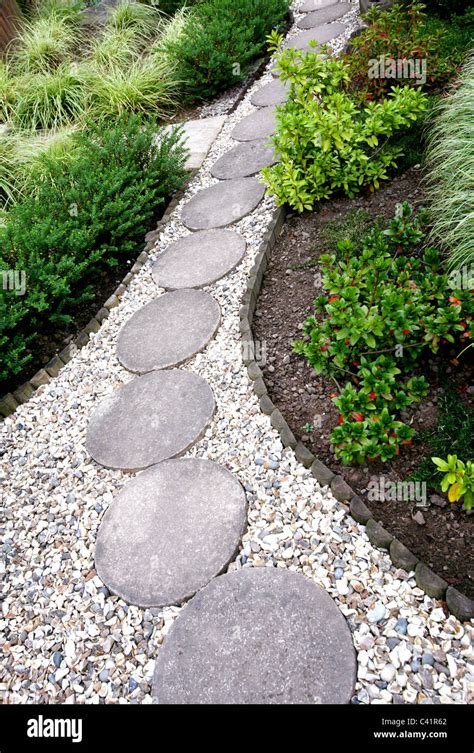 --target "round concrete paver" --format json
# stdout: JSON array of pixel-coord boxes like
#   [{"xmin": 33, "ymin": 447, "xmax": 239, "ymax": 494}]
[
  {"xmin": 210, "ymin": 140, "xmax": 277, "ymax": 180},
  {"xmin": 86, "ymin": 370, "xmax": 215, "ymax": 471},
  {"xmin": 117, "ymin": 290, "xmax": 220, "ymax": 373},
  {"xmin": 231, "ymin": 106, "xmax": 276, "ymax": 142},
  {"xmin": 95, "ymin": 458, "xmax": 247, "ymax": 607},
  {"xmin": 152, "ymin": 229, "xmax": 246, "ymax": 289},
  {"xmin": 153, "ymin": 568, "xmax": 357, "ymax": 704},
  {"xmin": 297, "ymin": 3, "xmax": 351, "ymax": 28},
  {"xmin": 250, "ymin": 79, "xmax": 288, "ymax": 107},
  {"xmin": 284, "ymin": 22, "xmax": 347, "ymax": 52},
  {"xmin": 181, "ymin": 178, "xmax": 265, "ymax": 230},
  {"xmin": 300, "ymin": 0, "xmax": 338, "ymax": 10}
]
